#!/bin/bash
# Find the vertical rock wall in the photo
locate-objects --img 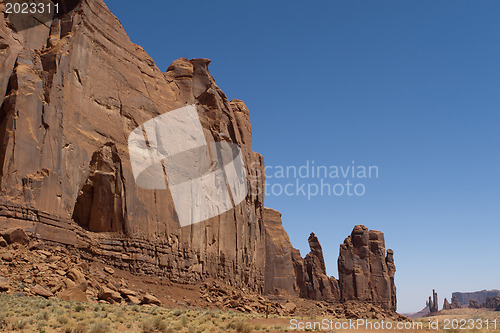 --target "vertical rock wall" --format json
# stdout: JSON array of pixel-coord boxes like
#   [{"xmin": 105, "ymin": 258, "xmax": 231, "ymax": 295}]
[
  {"xmin": 0, "ymin": 0, "xmax": 265, "ymax": 291},
  {"xmin": 338, "ymin": 225, "xmax": 397, "ymax": 311}
]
